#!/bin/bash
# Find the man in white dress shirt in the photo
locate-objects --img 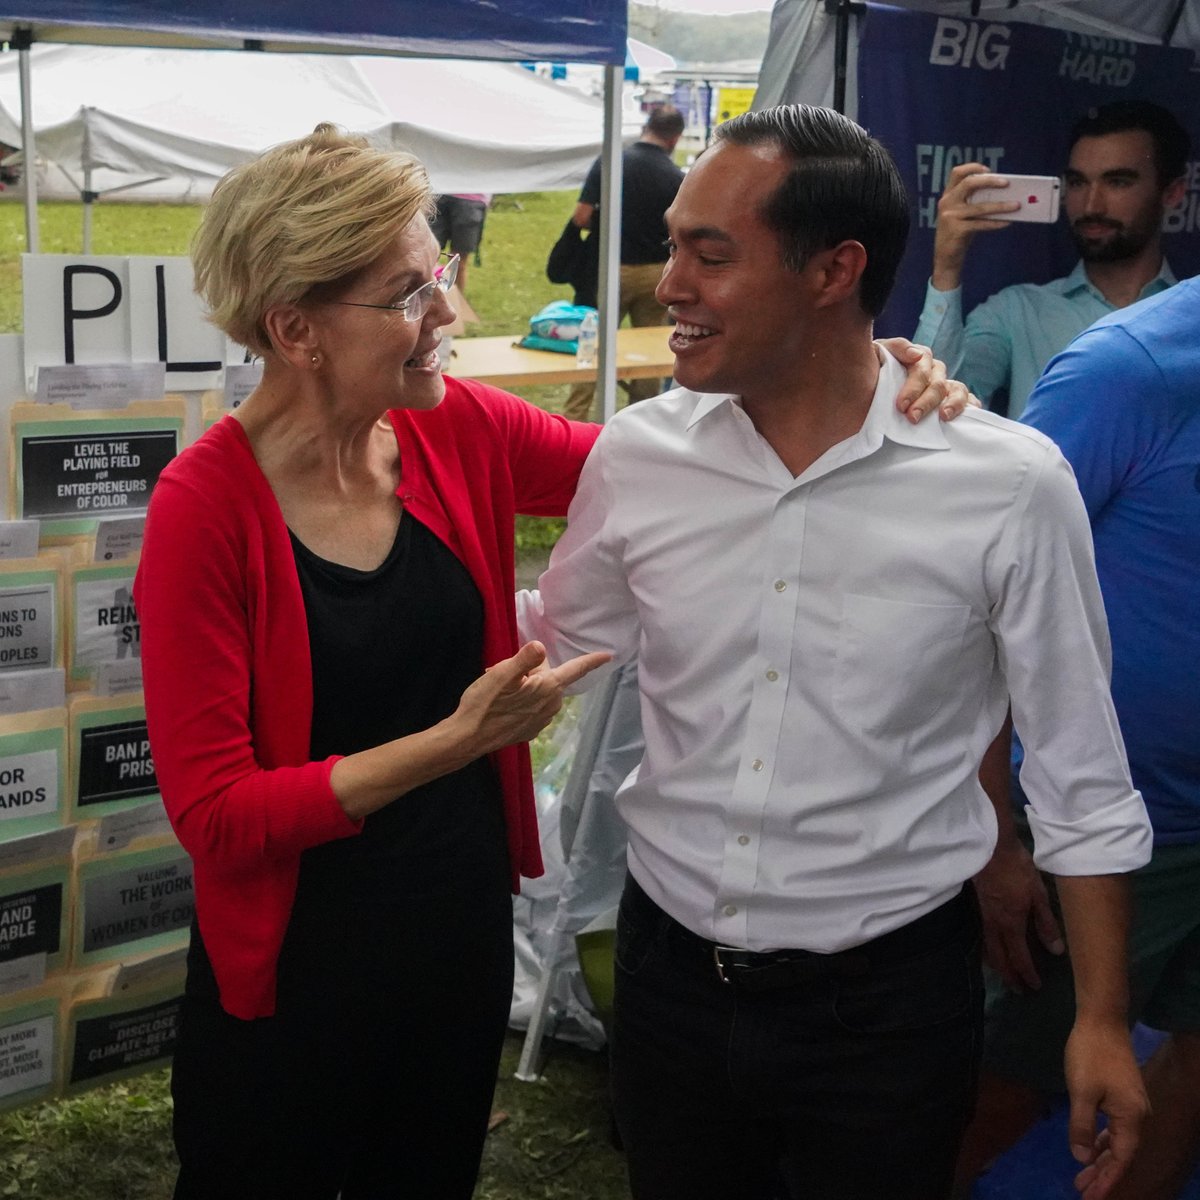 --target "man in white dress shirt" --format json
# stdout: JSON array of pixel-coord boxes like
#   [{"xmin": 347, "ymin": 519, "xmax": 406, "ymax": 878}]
[{"xmin": 519, "ymin": 105, "xmax": 1152, "ymax": 1200}]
